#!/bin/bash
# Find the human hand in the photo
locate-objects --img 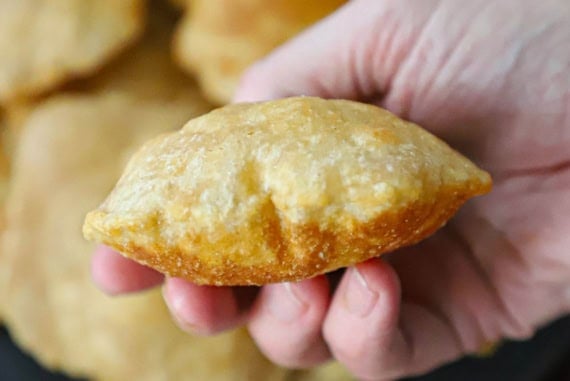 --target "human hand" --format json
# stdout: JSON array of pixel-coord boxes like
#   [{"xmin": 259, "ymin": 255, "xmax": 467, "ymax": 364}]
[{"xmin": 92, "ymin": 0, "xmax": 570, "ymax": 379}]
